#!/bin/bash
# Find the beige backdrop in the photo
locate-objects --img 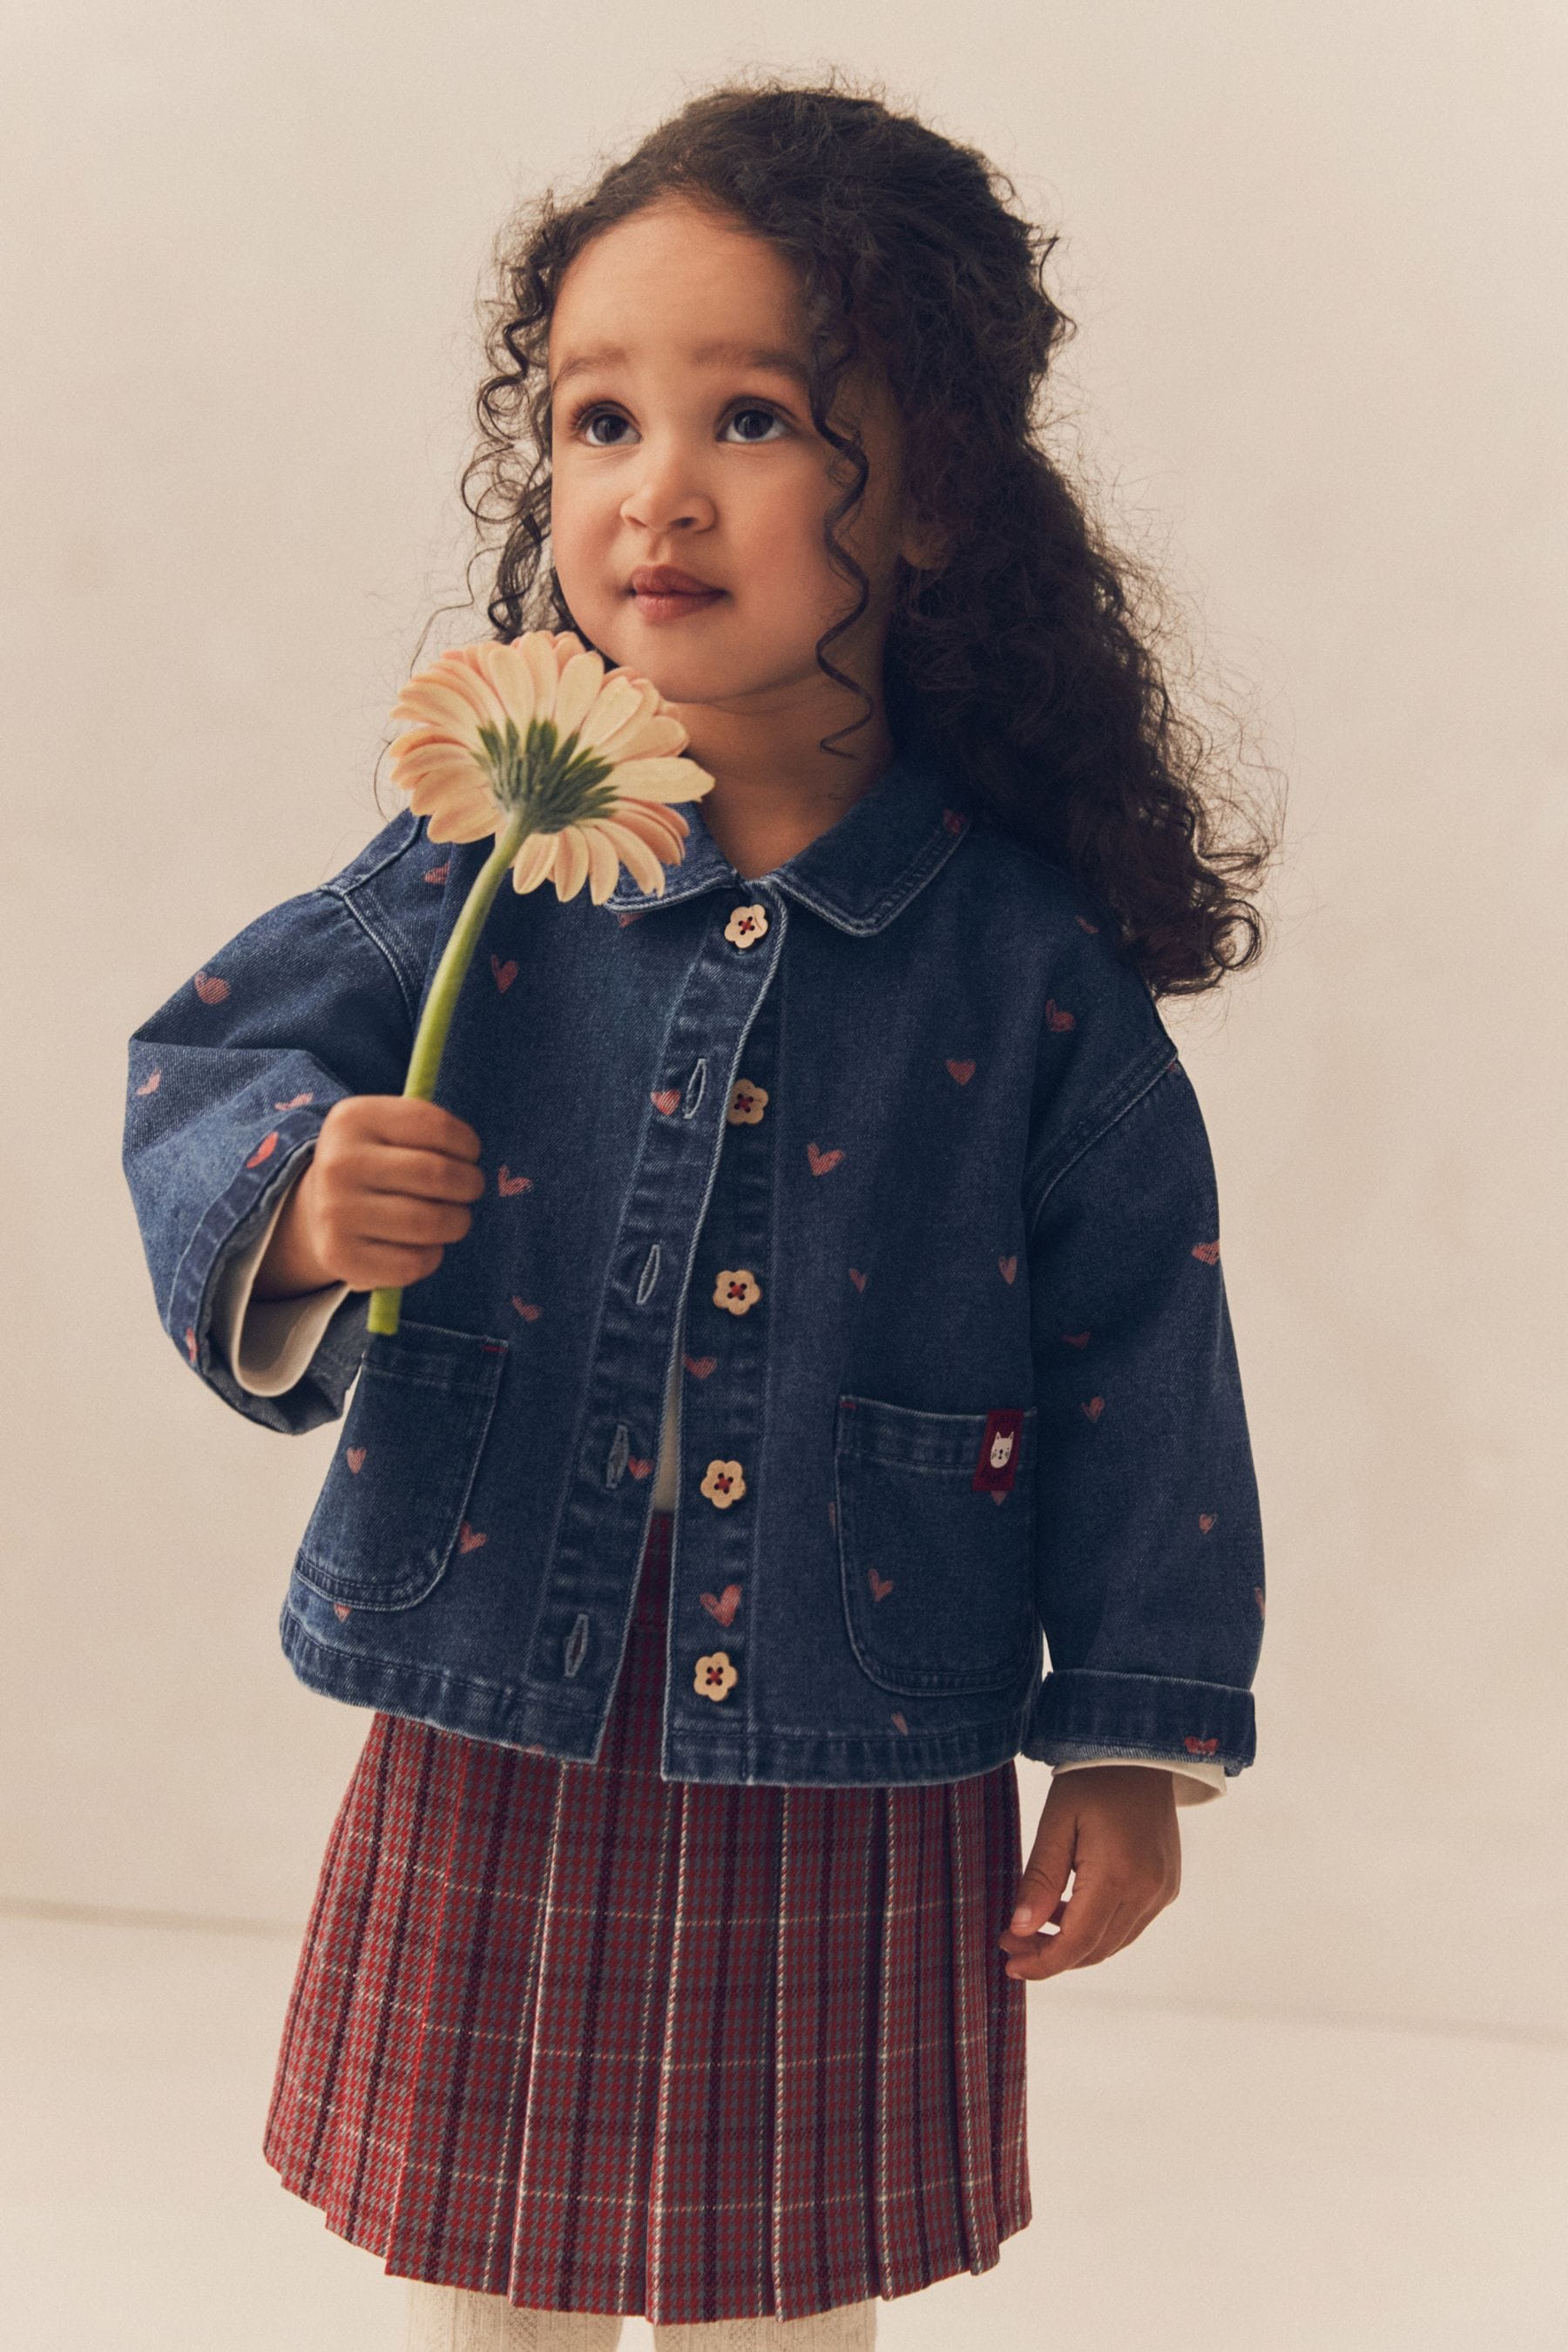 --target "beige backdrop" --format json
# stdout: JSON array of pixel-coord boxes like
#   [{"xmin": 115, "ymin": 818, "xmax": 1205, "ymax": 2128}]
[{"xmin": 4, "ymin": 0, "xmax": 1564, "ymax": 2157}]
